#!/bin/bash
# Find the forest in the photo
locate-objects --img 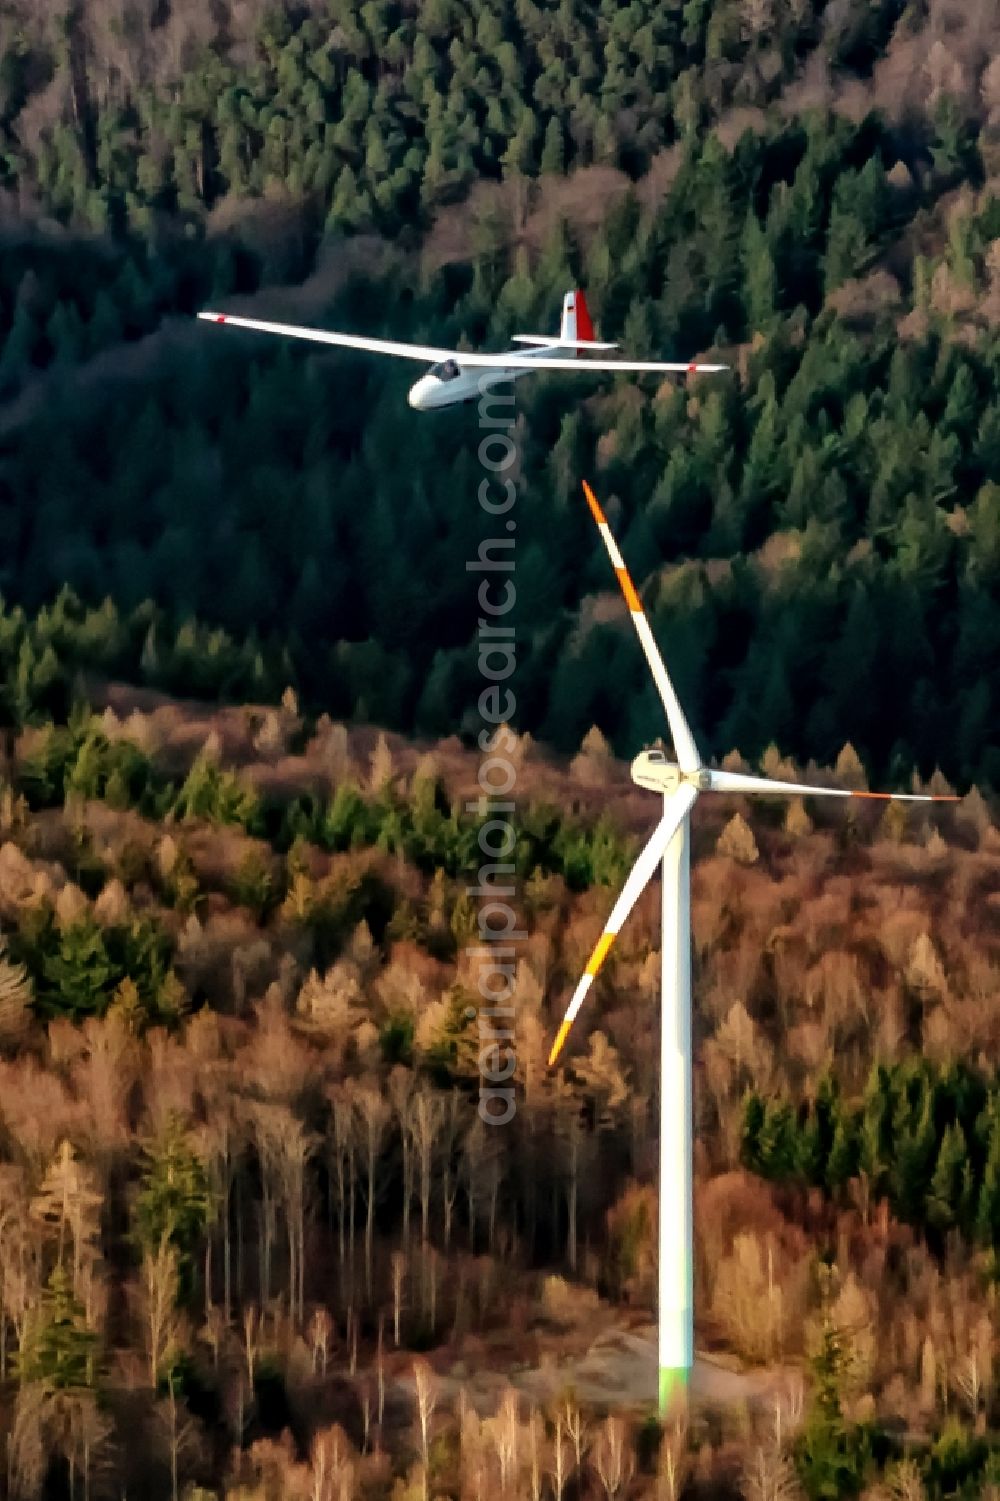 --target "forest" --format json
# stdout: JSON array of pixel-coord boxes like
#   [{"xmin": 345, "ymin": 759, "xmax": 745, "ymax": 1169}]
[
  {"xmin": 2, "ymin": 0, "xmax": 1000, "ymax": 1497},
  {"xmin": 0, "ymin": 0, "xmax": 999, "ymax": 785},
  {"xmin": 0, "ymin": 689, "xmax": 998, "ymax": 1500}
]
